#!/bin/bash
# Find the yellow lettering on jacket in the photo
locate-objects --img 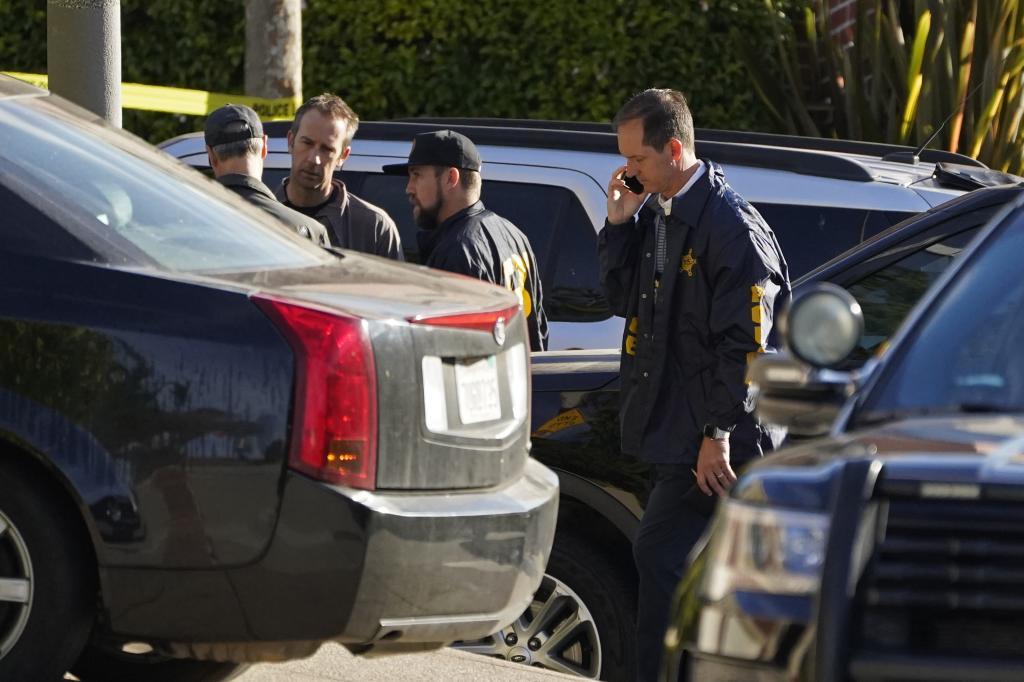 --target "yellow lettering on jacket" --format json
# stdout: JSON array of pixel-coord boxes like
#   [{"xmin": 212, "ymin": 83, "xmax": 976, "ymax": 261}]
[
  {"xmin": 750, "ymin": 285, "xmax": 766, "ymax": 350},
  {"xmin": 501, "ymin": 254, "xmax": 532, "ymax": 317},
  {"xmin": 747, "ymin": 285, "xmax": 768, "ymax": 383},
  {"xmin": 625, "ymin": 316, "xmax": 639, "ymax": 356}
]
